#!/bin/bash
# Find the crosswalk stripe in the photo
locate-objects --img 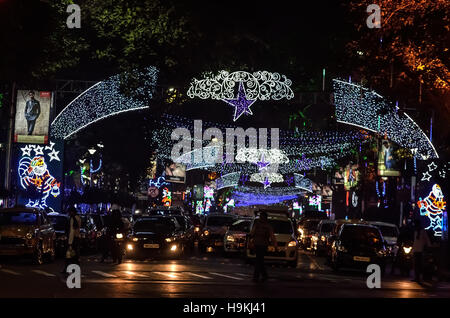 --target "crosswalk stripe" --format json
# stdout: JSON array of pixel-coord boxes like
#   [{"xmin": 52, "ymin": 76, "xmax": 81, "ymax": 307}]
[
  {"xmin": 153, "ymin": 271, "xmax": 178, "ymax": 279},
  {"xmin": 209, "ymin": 272, "xmax": 244, "ymax": 280},
  {"xmin": 235, "ymin": 273, "xmax": 251, "ymax": 277},
  {"xmin": 32, "ymin": 270, "xmax": 56, "ymax": 277},
  {"xmin": 185, "ymin": 272, "xmax": 213, "ymax": 279},
  {"xmin": 1, "ymin": 269, "xmax": 21, "ymax": 276},
  {"xmin": 124, "ymin": 271, "xmax": 149, "ymax": 278},
  {"xmin": 92, "ymin": 270, "xmax": 117, "ymax": 278}
]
